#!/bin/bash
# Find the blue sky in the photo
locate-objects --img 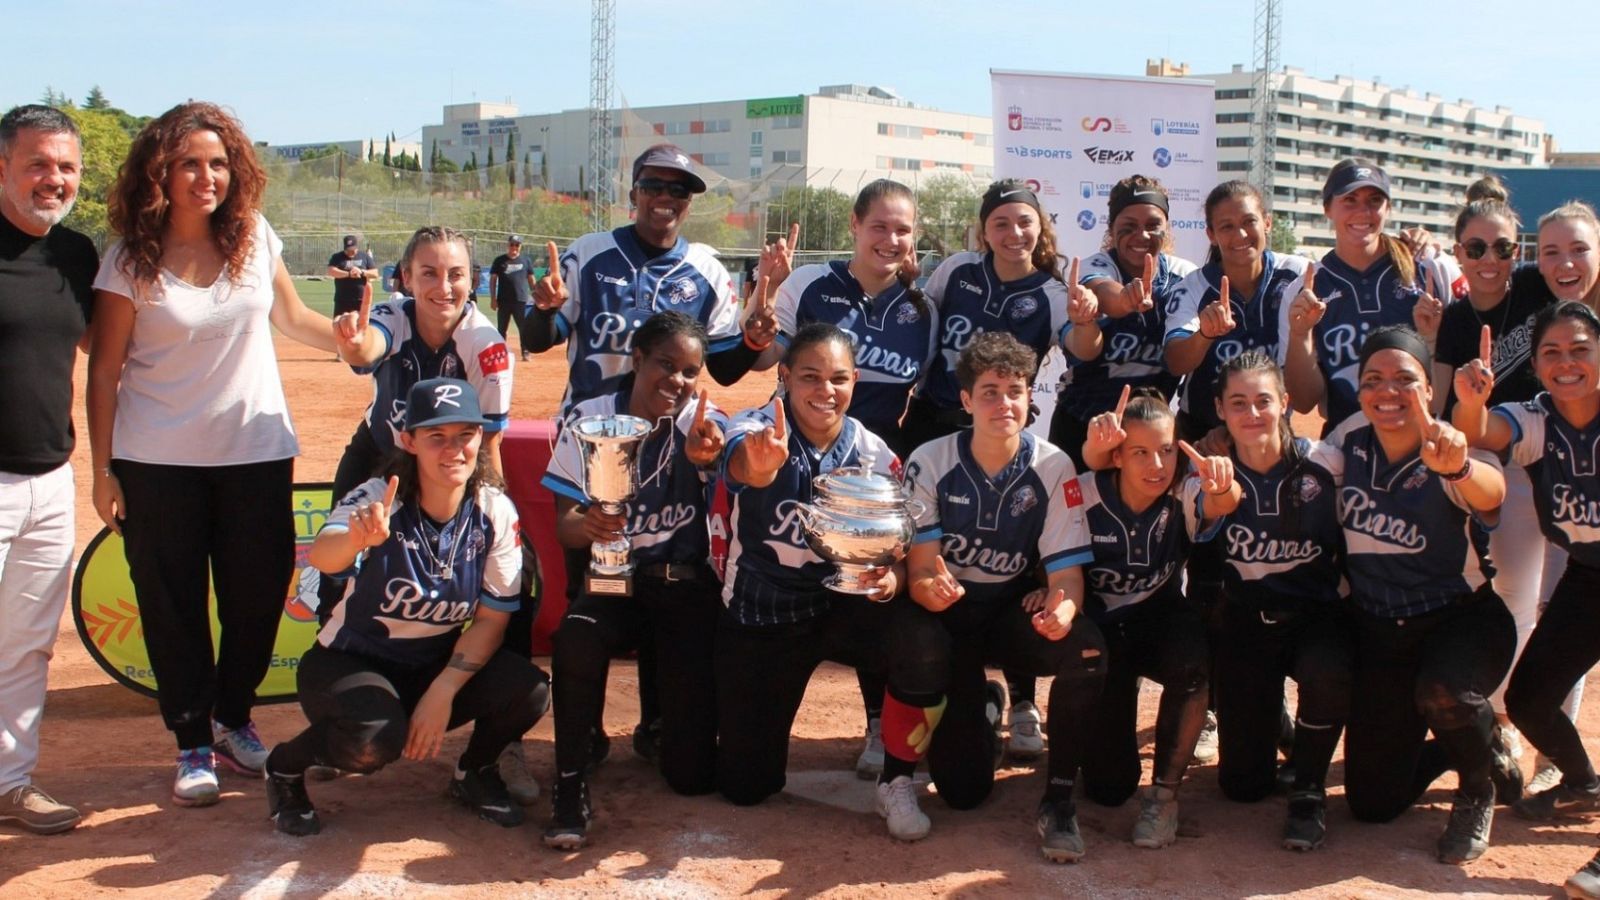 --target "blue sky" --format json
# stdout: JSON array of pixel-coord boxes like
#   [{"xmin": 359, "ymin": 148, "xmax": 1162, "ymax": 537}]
[{"xmin": 8, "ymin": 1, "xmax": 1596, "ymax": 152}]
